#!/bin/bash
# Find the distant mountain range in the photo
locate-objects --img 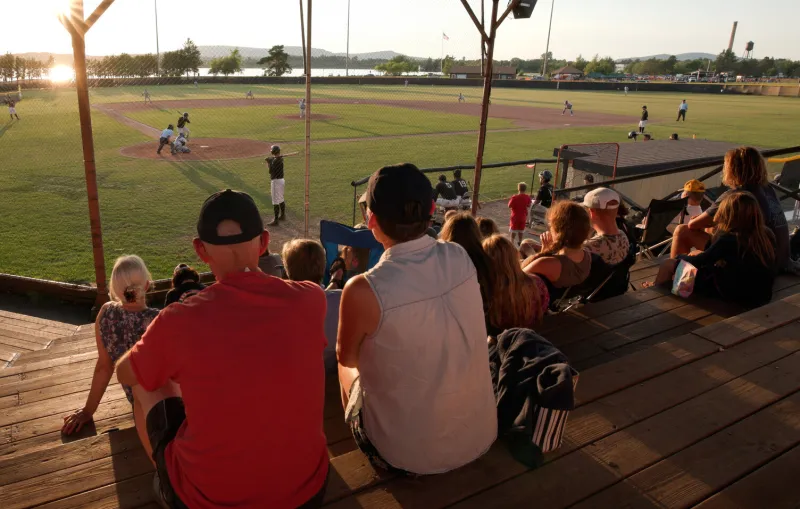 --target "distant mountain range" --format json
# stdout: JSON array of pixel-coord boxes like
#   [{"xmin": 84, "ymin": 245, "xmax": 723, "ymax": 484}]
[
  {"xmin": 617, "ymin": 52, "xmax": 717, "ymax": 62},
  {"xmin": 197, "ymin": 46, "xmax": 407, "ymax": 61}
]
